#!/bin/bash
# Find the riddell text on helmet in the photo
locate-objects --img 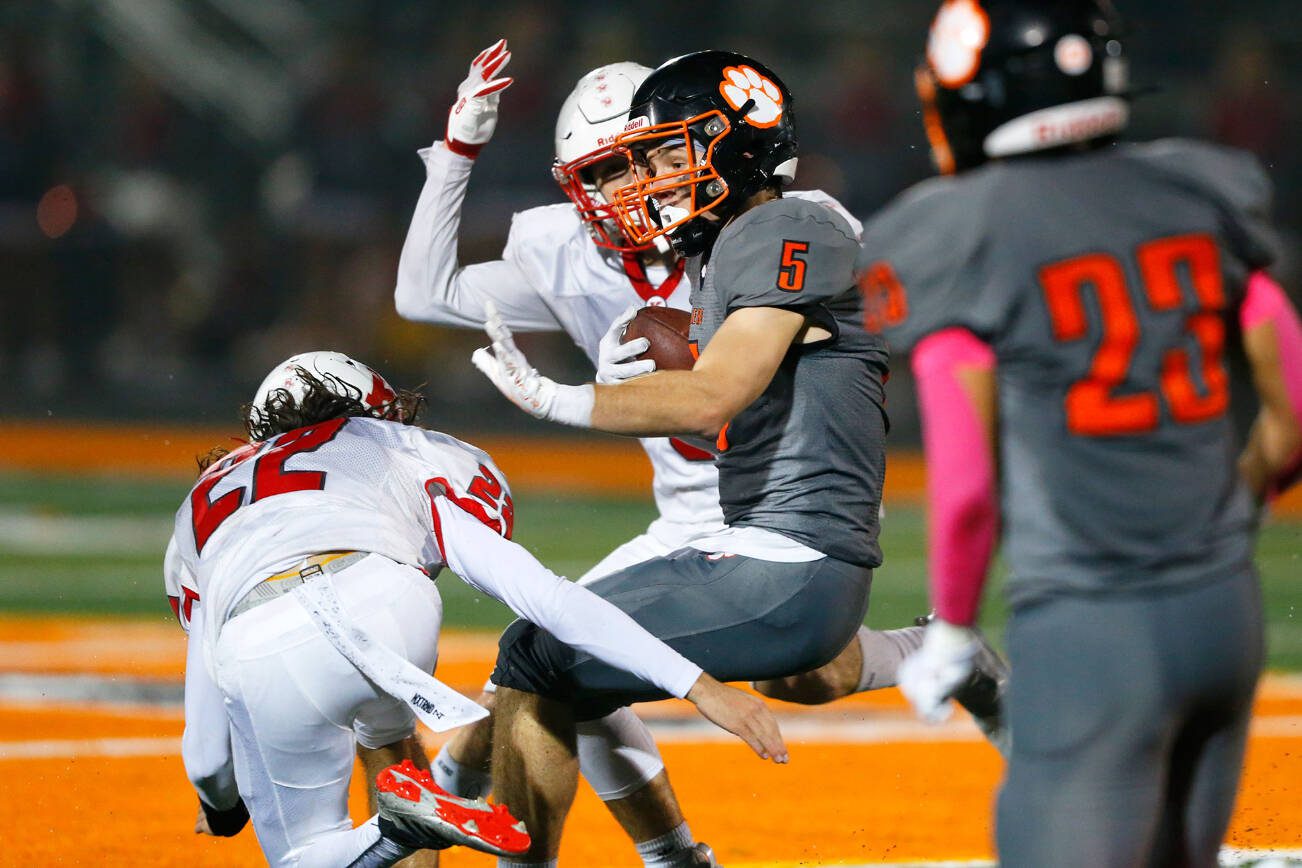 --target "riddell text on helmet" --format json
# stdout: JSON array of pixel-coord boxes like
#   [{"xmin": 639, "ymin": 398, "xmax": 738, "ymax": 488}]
[{"xmin": 1035, "ymin": 106, "xmax": 1126, "ymax": 145}]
